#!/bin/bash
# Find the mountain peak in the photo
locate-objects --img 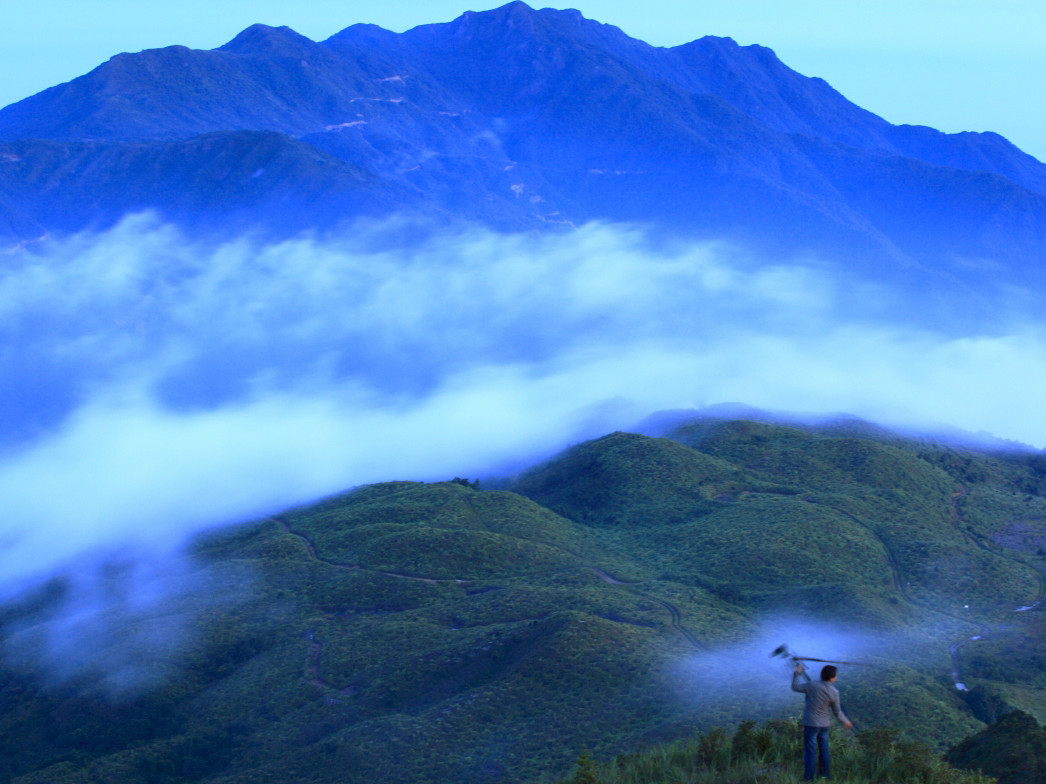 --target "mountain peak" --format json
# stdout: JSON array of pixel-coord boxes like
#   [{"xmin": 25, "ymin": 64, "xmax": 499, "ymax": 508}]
[
  {"xmin": 218, "ymin": 23, "xmax": 315, "ymax": 55},
  {"xmin": 491, "ymin": 0, "xmax": 537, "ymax": 16},
  {"xmin": 435, "ymin": 2, "xmax": 627, "ymax": 44},
  {"xmin": 324, "ymin": 22, "xmax": 398, "ymax": 45},
  {"xmin": 449, "ymin": 1, "xmax": 544, "ymax": 35}
]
